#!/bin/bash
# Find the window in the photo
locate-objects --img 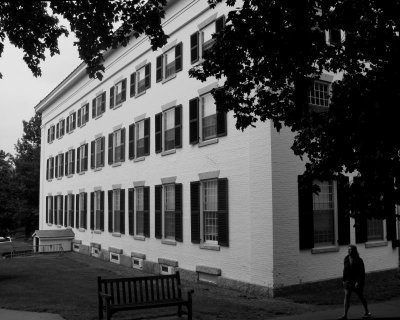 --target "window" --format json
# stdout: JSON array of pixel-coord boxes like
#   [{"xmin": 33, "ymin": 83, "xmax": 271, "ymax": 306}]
[
  {"xmin": 128, "ymin": 118, "xmax": 150, "ymax": 159},
  {"xmin": 108, "ymin": 189, "xmax": 125, "ymax": 234},
  {"xmin": 56, "ymin": 119, "xmax": 65, "ymax": 139},
  {"xmin": 367, "ymin": 218, "xmax": 384, "ymax": 242},
  {"xmin": 308, "ymin": 81, "xmax": 330, "ymax": 108},
  {"xmin": 76, "ymin": 143, "xmax": 89, "ymax": 173},
  {"xmin": 54, "ymin": 195, "xmax": 63, "ymax": 226},
  {"xmin": 190, "ymin": 178, "xmax": 229, "ymax": 246},
  {"xmin": 90, "ymin": 190, "xmax": 104, "ymax": 231},
  {"xmin": 327, "ymin": 29, "xmax": 342, "ymax": 45},
  {"xmin": 189, "ymin": 94, "xmax": 227, "ymax": 145},
  {"xmin": 47, "ymin": 125, "xmax": 55, "ymax": 143},
  {"xmin": 128, "ymin": 187, "xmax": 150, "ymax": 237},
  {"xmin": 92, "ymin": 92, "xmax": 106, "ymax": 118},
  {"xmin": 298, "ymin": 176, "xmax": 351, "ymax": 250},
  {"xmin": 46, "ymin": 196, "xmax": 53, "ymax": 224},
  {"xmin": 66, "ymin": 112, "xmax": 76, "ymax": 133},
  {"xmin": 64, "ymin": 194, "xmax": 74, "ymax": 228},
  {"xmin": 110, "ymin": 79, "xmax": 127, "ymax": 108},
  {"xmin": 90, "ymin": 137, "xmax": 105, "ymax": 169},
  {"xmin": 46, "ymin": 157, "xmax": 54, "ymax": 180},
  {"xmin": 108, "ymin": 128, "xmax": 126, "ymax": 164},
  {"xmin": 156, "ymin": 43, "xmax": 182, "ymax": 82},
  {"xmin": 54, "ymin": 153, "xmax": 64, "ymax": 179},
  {"xmin": 77, "ymin": 104, "xmax": 89, "ymax": 127},
  {"xmin": 130, "ymin": 64, "xmax": 151, "ymax": 97},
  {"xmin": 155, "ymin": 106, "xmax": 182, "ymax": 153},
  {"xmin": 64, "ymin": 149, "xmax": 75, "ymax": 176},
  {"xmin": 77, "ymin": 192, "xmax": 87, "ymax": 229},
  {"xmin": 190, "ymin": 16, "xmax": 225, "ymax": 64},
  {"xmin": 154, "ymin": 184, "xmax": 182, "ymax": 242}
]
